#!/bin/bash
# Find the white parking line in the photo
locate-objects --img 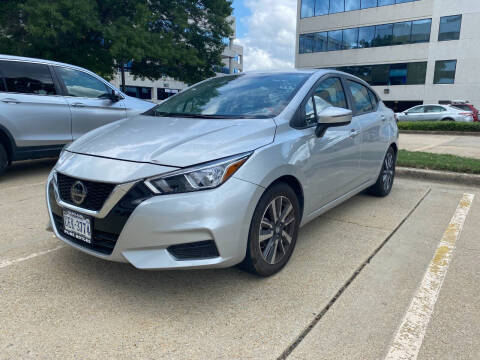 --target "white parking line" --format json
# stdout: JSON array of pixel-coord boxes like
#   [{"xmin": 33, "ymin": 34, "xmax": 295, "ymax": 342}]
[
  {"xmin": 384, "ymin": 193, "xmax": 475, "ymax": 360},
  {"xmin": 0, "ymin": 245, "xmax": 64, "ymax": 269}
]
